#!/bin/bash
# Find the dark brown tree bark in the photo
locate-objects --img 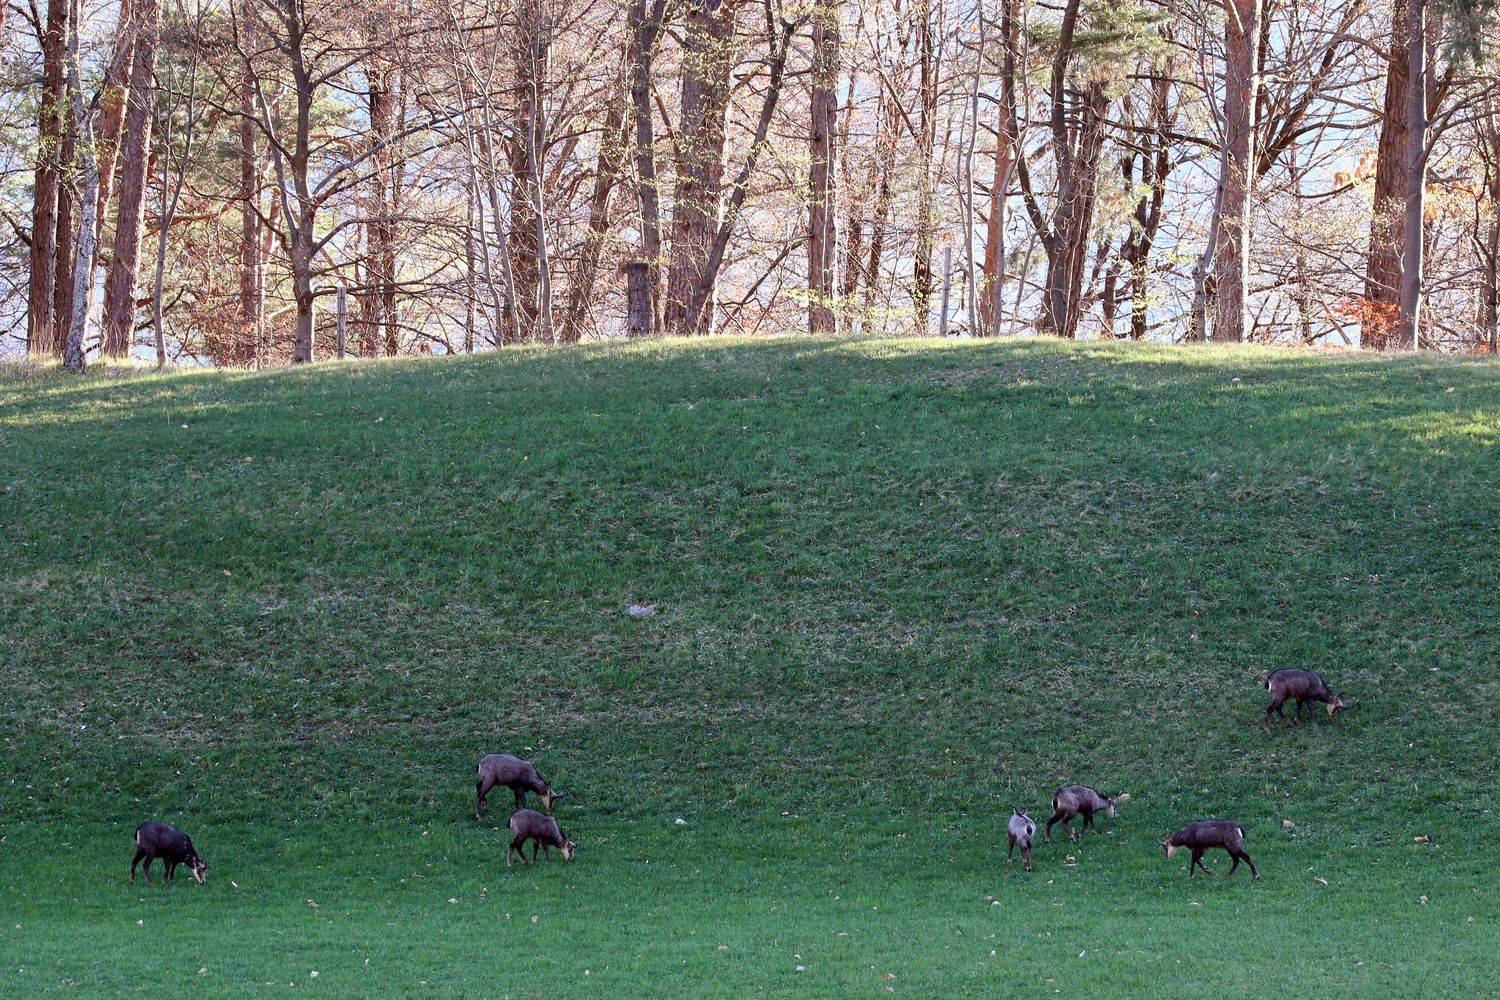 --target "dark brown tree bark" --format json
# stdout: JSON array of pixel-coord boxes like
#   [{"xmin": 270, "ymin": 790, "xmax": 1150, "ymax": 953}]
[
  {"xmin": 1396, "ymin": 0, "xmax": 1427, "ymax": 350},
  {"xmin": 51, "ymin": 90, "xmax": 77, "ymax": 354},
  {"xmin": 1125, "ymin": 70, "xmax": 1172, "ymax": 341},
  {"xmin": 911, "ymin": 0, "xmax": 937, "ymax": 328},
  {"xmin": 860, "ymin": 16, "xmax": 910, "ymax": 324},
  {"xmin": 27, "ymin": 0, "xmax": 68, "ymax": 355},
  {"xmin": 628, "ymin": 0, "xmax": 668, "ymax": 336},
  {"xmin": 807, "ymin": 1, "xmax": 840, "ymax": 334},
  {"xmin": 238, "ymin": 0, "xmax": 263, "ymax": 364},
  {"xmin": 1014, "ymin": 0, "xmax": 1109, "ymax": 339},
  {"xmin": 561, "ymin": 49, "xmax": 630, "ymax": 343},
  {"xmin": 101, "ymin": 0, "xmax": 163, "ymax": 359},
  {"xmin": 516, "ymin": 7, "xmax": 554, "ymax": 344},
  {"xmin": 360, "ymin": 59, "xmax": 396, "ymax": 356},
  {"xmin": 665, "ymin": 0, "xmax": 739, "ymax": 337},
  {"xmin": 1040, "ymin": 82, "xmax": 1108, "ymax": 339},
  {"xmin": 95, "ymin": 0, "xmax": 137, "ymax": 257},
  {"xmin": 506, "ymin": 29, "xmax": 541, "ymax": 343},
  {"xmin": 1363, "ymin": 0, "xmax": 1409, "ymax": 348},
  {"xmin": 676, "ymin": 8, "xmax": 796, "ymax": 337},
  {"xmin": 1211, "ymin": 0, "xmax": 1261, "ymax": 343},
  {"xmin": 979, "ymin": 0, "xmax": 1018, "ymax": 334}
]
